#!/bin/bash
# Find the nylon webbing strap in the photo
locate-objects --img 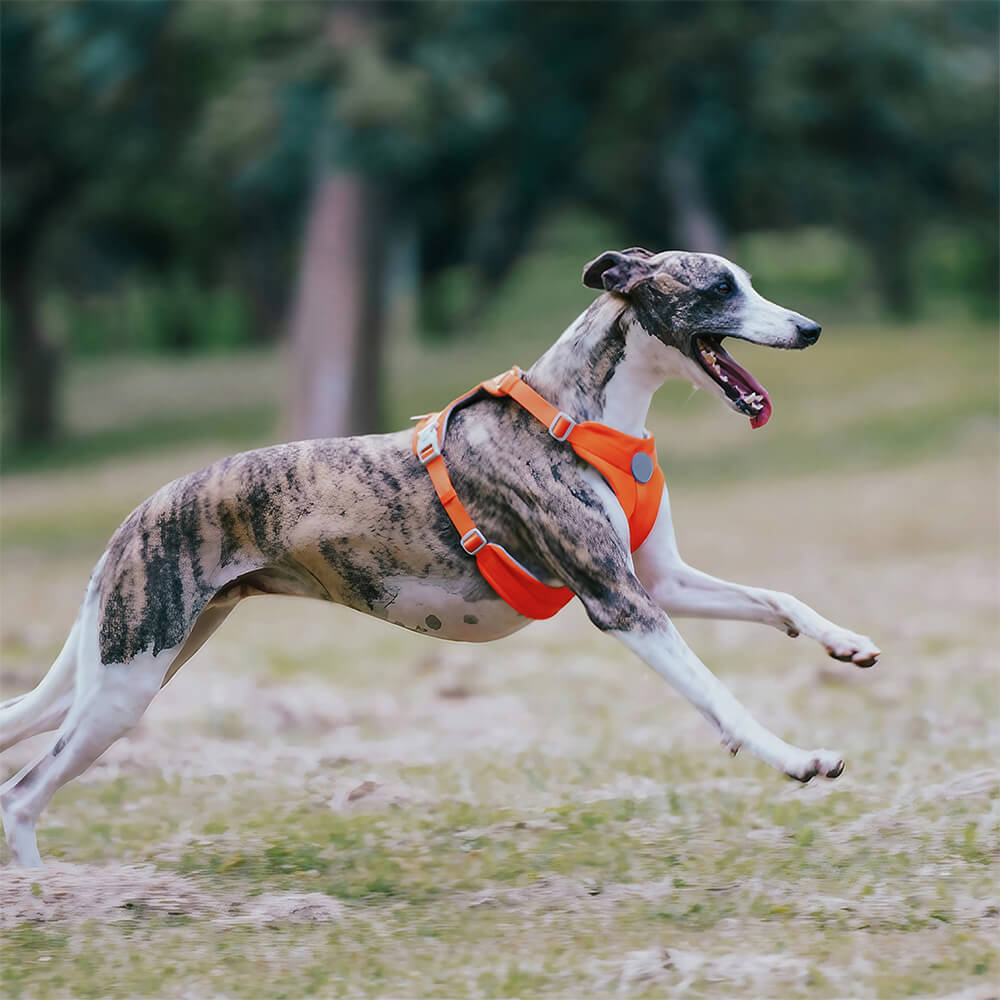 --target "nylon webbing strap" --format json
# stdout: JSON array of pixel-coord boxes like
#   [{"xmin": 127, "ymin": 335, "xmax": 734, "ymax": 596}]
[
  {"xmin": 413, "ymin": 366, "xmax": 665, "ymax": 620},
  {"xmin": 414, "ymin": 401, "xmax": 489, "ymax": 555},
  {"xmin": 484, "ymin": 368, "xmax": 578, "ymax": 442}
]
